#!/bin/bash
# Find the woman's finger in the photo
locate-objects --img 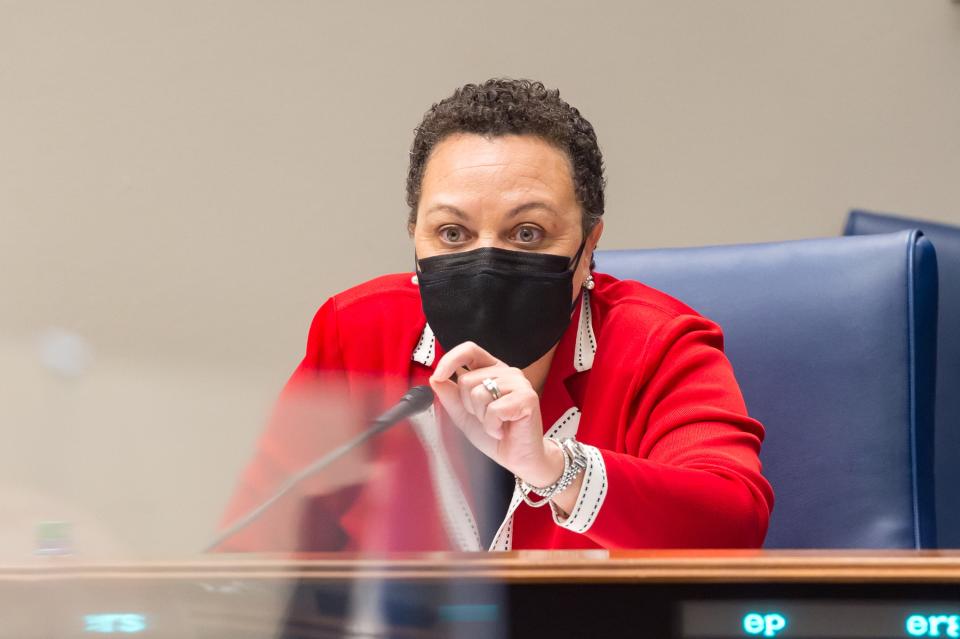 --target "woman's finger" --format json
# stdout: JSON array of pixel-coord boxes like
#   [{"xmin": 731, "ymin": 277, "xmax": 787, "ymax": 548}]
[
  {"xmin": 482, "ymin": 389, "xmax": 537, "ymax": 448},
  {"xmin": 457, "ymin": 364, "xmax": 522, "ymax": 391},
  {"xmin": 459, "ymin": 364, "xmax": 524, "ymax": 411},
  {"xmin": 429, "ymin": 377, "xmax": 471, "ymax": 429},
  {"xmin": 430, "ymin": 376, "xmax": 500, "ymax": 458},
  {"xmin": 430, "ymin": 341, "xmax": 502, "ymax": 382},
  {"xmin": 458, "ymin": 368, "xmax": 477, "ymax": 417},
  {"xmin": 480, "ymin": 397, "xmax": 507, "ymax": 440},
  {"xmin": 484, "ymin": 388, "xmax": 545, "ymax": 475},
  {"xmin": 467, "ymin": 367, "xmax": 528, "ymax": 420},
  {"xmin": 486, "ymin": 387, "xmax": 536, "ymax": 425},
  {"xmin": 469, "ymin": 381, "xmax": 501, "ymax": 422}
]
